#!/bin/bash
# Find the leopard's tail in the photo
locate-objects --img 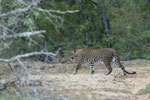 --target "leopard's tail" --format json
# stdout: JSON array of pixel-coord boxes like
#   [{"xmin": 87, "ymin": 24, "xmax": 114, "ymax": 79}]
[{"xmin": 112, "ymin": 52, "xmax": 136, "ymax": 75}]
